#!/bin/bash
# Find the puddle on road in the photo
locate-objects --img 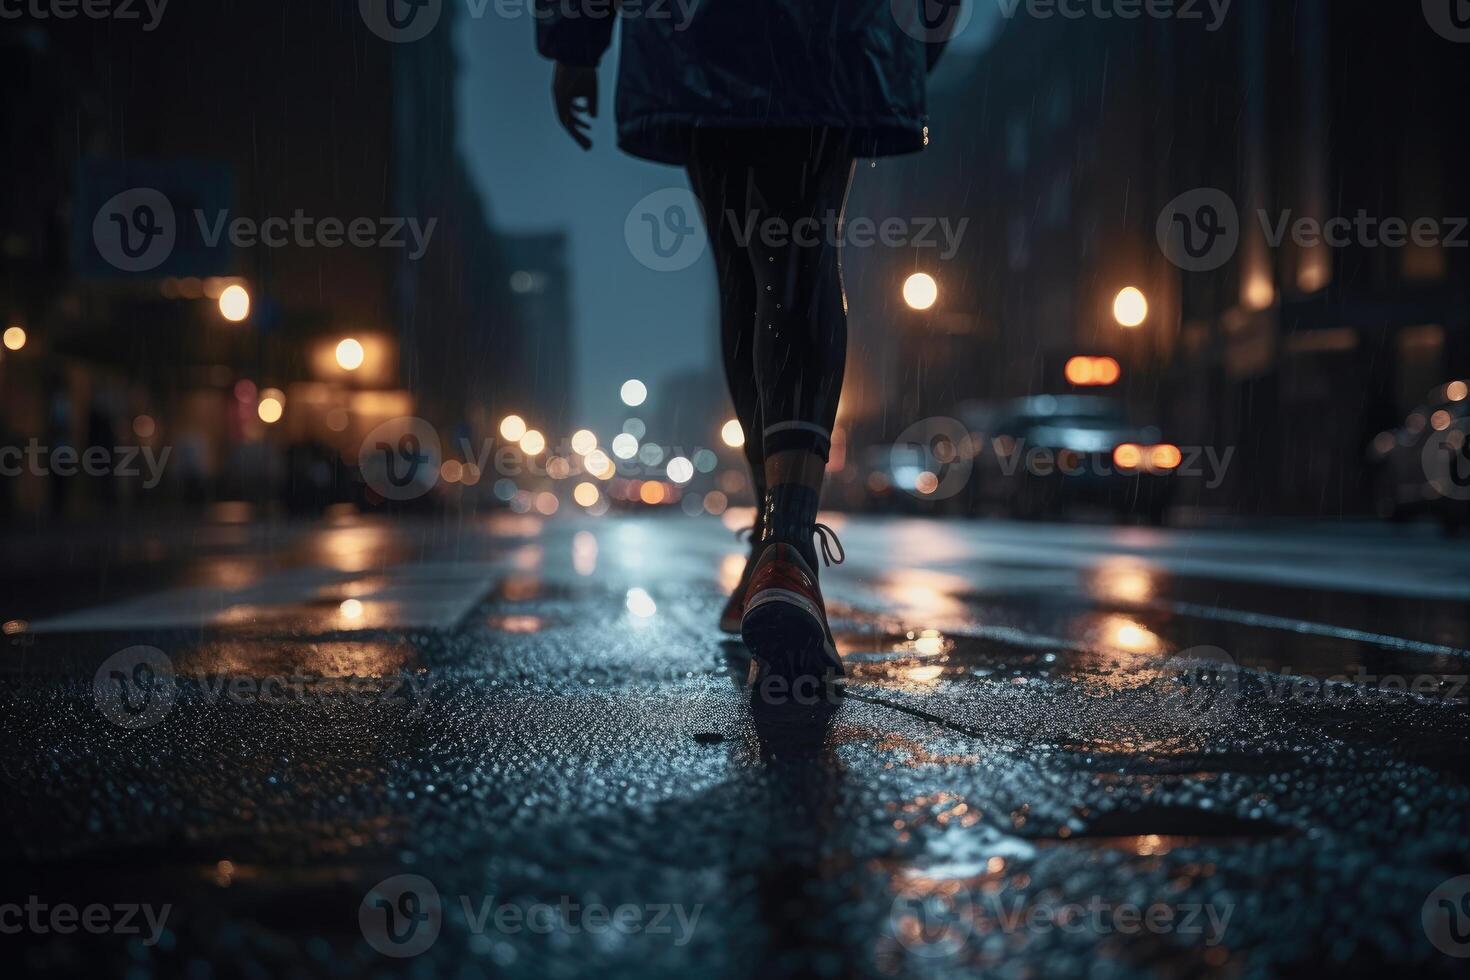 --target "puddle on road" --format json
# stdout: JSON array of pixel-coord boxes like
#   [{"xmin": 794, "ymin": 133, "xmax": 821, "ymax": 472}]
[
  {"xmin": 176, "ymin": 638, "xmax": 423, "ymax": 677},
  {"xmin": 1053, "ymin": 804, "xmax": 1293, "ymax": 849}
]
